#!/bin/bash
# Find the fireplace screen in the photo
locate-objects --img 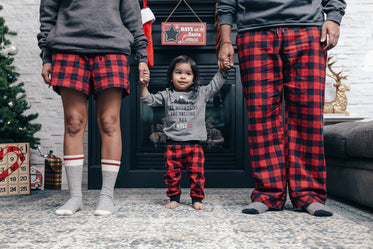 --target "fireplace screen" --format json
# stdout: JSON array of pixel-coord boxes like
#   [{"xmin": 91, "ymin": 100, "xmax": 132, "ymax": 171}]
[{"xmin": 139, "ymin": 85, "xmax": 231, "ymax": 151}]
